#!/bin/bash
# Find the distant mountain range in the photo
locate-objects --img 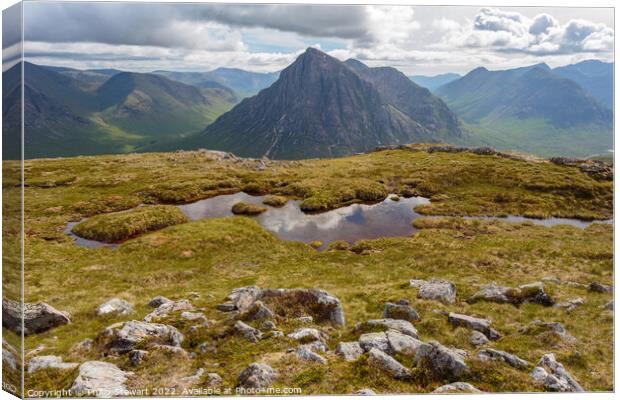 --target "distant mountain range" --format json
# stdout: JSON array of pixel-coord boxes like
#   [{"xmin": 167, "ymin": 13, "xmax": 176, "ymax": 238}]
[
  {"xmin": 2, "ymin": 55, "xmax": 613, "ymax": 160},
  {"xmin": 409, "ymin": 73, "xmax": 461, "ymax": 91},
  {"xmin": 435, "ymin": 62, "xmax": 612, "ymax": 157},
  {"xmin": 192, "ymin": 48, "xmax": 462, "ymax": 159}
]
